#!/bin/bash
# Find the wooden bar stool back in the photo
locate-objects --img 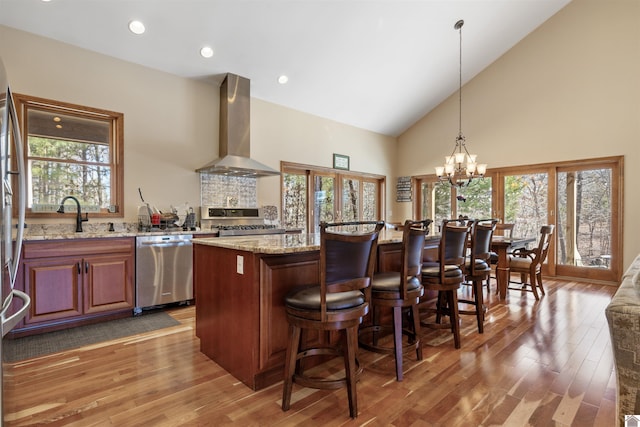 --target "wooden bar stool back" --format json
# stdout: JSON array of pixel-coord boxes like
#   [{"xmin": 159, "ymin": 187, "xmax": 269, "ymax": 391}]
[
  {"xmin": 419, "ymin": 219, "xmax": 471, "ymax": 349},
  {"xmin": 358, "ymin": 219, "xmax": 432, "ymax": 381},
  {"xmin": 281, "ymin": 220, "xmax": 384, "ymax": 419},
  {"xmin": 487, "ymin": 223, "xmax": 516, "ymax": 290},
  {"xmin": 460, "ymin": 219, "xmax": 497, "ymax": 333}
]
